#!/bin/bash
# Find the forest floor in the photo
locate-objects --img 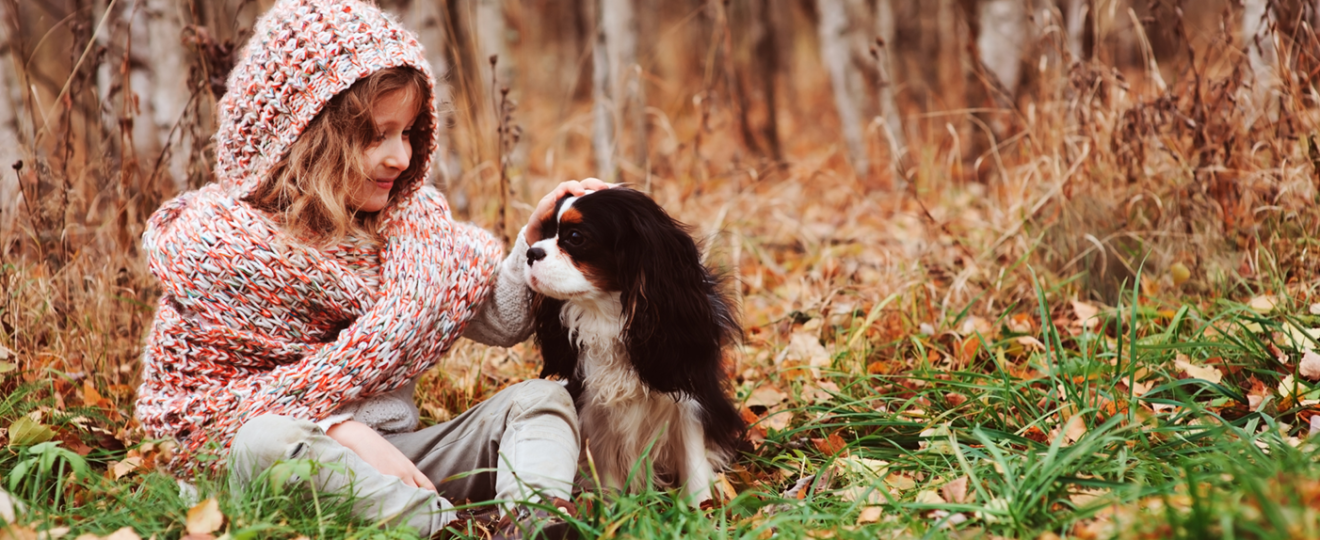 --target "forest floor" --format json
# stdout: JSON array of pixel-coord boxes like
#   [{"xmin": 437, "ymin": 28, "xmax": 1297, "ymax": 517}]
[{"xmin": 6, "ymin": 30, "xmax": 1320, "ymax": 540}]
